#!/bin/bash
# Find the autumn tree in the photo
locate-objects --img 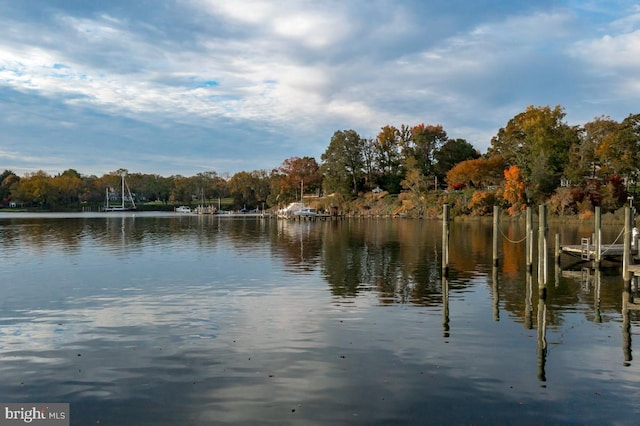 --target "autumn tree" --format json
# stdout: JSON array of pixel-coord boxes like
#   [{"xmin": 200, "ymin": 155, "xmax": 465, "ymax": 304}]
[
  {"xmin": 50, "ymin": 169, "xmax": 83, "ymax": 207},
  {"xmin": 0, "ymin": 170, "xmax": 19, "ymax": 203},
  {"xmin": 11, "ymin": 170, "xmax": 52, "ymax": 208},
  {"xmin": 228, "ymin": 170, "xmax": 270, "ymax": 209},
  {"xmin": 433, "ymin": 138, "xmax": 480, "ymax": 182},
  {"xmin": 374, "ymin": 125, "xmax": 403, "ymax": 192},
  {"xmin": 502, "ymin": 165, "xmax": 527, "ymax": 215},
  {"xmin": 566, "ymin": 116, "xmax": 618, "ymax": 184},
  {"xmin": 445, "ymin": 156, "xmax": 505, "ymax": 189},
  {"xmin": 400, "ymin": 157, "xmax": 429, "ymax": 215},
  {"xmin": 488, "ymin": 105, "xmax": 579, "ymax": 202},
  {"xmin": 276, "ymin": 156, "xmax": 321, "ymax": 203},
  {"xmin": 169, "ymin": 175, "xmax": 196, "ymax": 204},
  {"xmin": 596, "ymin": 113, "xmax": 640, "ymax": 187}
]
